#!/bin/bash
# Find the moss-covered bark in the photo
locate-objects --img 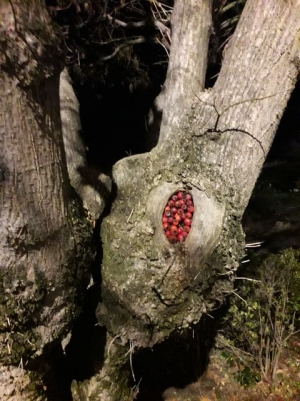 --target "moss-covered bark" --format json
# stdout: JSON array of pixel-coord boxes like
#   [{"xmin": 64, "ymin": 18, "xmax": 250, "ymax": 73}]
[
  {"xmin": 88, "ymin": 1, "xmax": 300, "ymax": 399},
  {"xmin": 0, "ymin": 2, "xmax": 94, "ymax": 399},
  {"xmin": 71, "ymin": 334, "xmax": 134, "ymax": 401}
]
